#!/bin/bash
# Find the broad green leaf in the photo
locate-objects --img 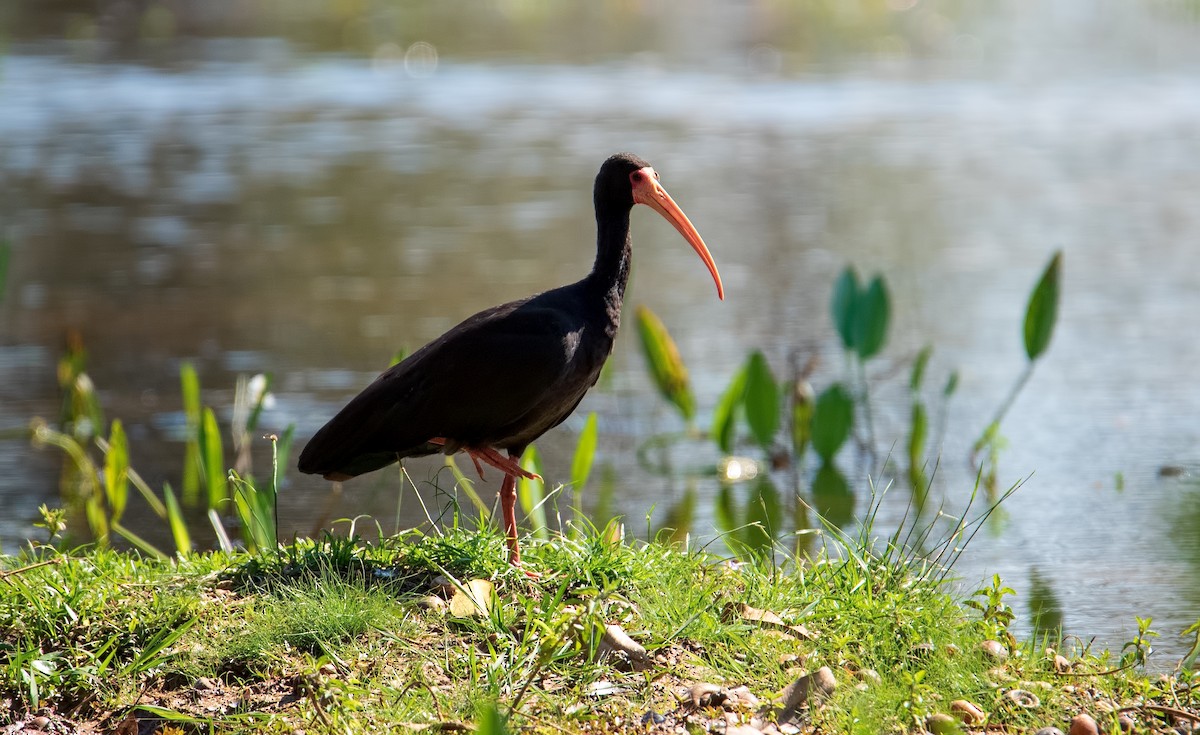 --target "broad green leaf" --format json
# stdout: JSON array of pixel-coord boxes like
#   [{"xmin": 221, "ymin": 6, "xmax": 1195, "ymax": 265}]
[
  {"xmin": 199, "ymin": 407, "xmax": 226, "ymax": 510},
  {"xmin": 743, "ymin": 351, "xmax": 780, "ymax": 451},
  {"xmin": 811, "ymin": 384, "xmax": 854, "ymax": 463},
  {"xmin": 518, "ymin": 445, "xmax": 547, "ymax": 540},
  {"xmin": 831, "ymin": 266, "xmax": 860, "ymax": 350},
  {"xmin": 162, "ymin": 483, "xmax": 192, "ymax": 555},
  {"xmin": 570, "ymin": 412, "xmax": 599, "ymax": 493},
  {"xmin": 910, "ymin": 345, "xmax": 933, "ymax": 392},
  {"xmin": 811, "ymin": 463, "xmax": 854, "ymax": 529},
  {"xmin": 1024, "ymin": 250, "xmax": 1062, "ymax": 361},
  {"xmin": 634, "ymin": 305, "xmax": 695, "ymax": 422},
  {"xmin": 103, "ymin": 419, "xmax": 129, "ymax": 522},
  {"xmin": 710, "ymin": 364, "xmax": 747, "ymax": 454},
  {"xmin": 854, "ymin": 275, "xmax": 890, "ymax": 359}
]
